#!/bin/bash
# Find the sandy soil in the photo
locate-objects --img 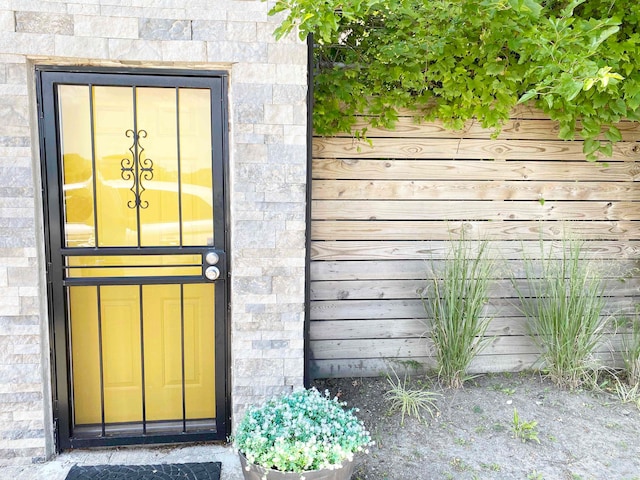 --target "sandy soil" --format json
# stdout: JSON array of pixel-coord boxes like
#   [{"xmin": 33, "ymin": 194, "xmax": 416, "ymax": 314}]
[{"xmin": 314, "ymin": 373, "xmax": 640, "ymax": 480}]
